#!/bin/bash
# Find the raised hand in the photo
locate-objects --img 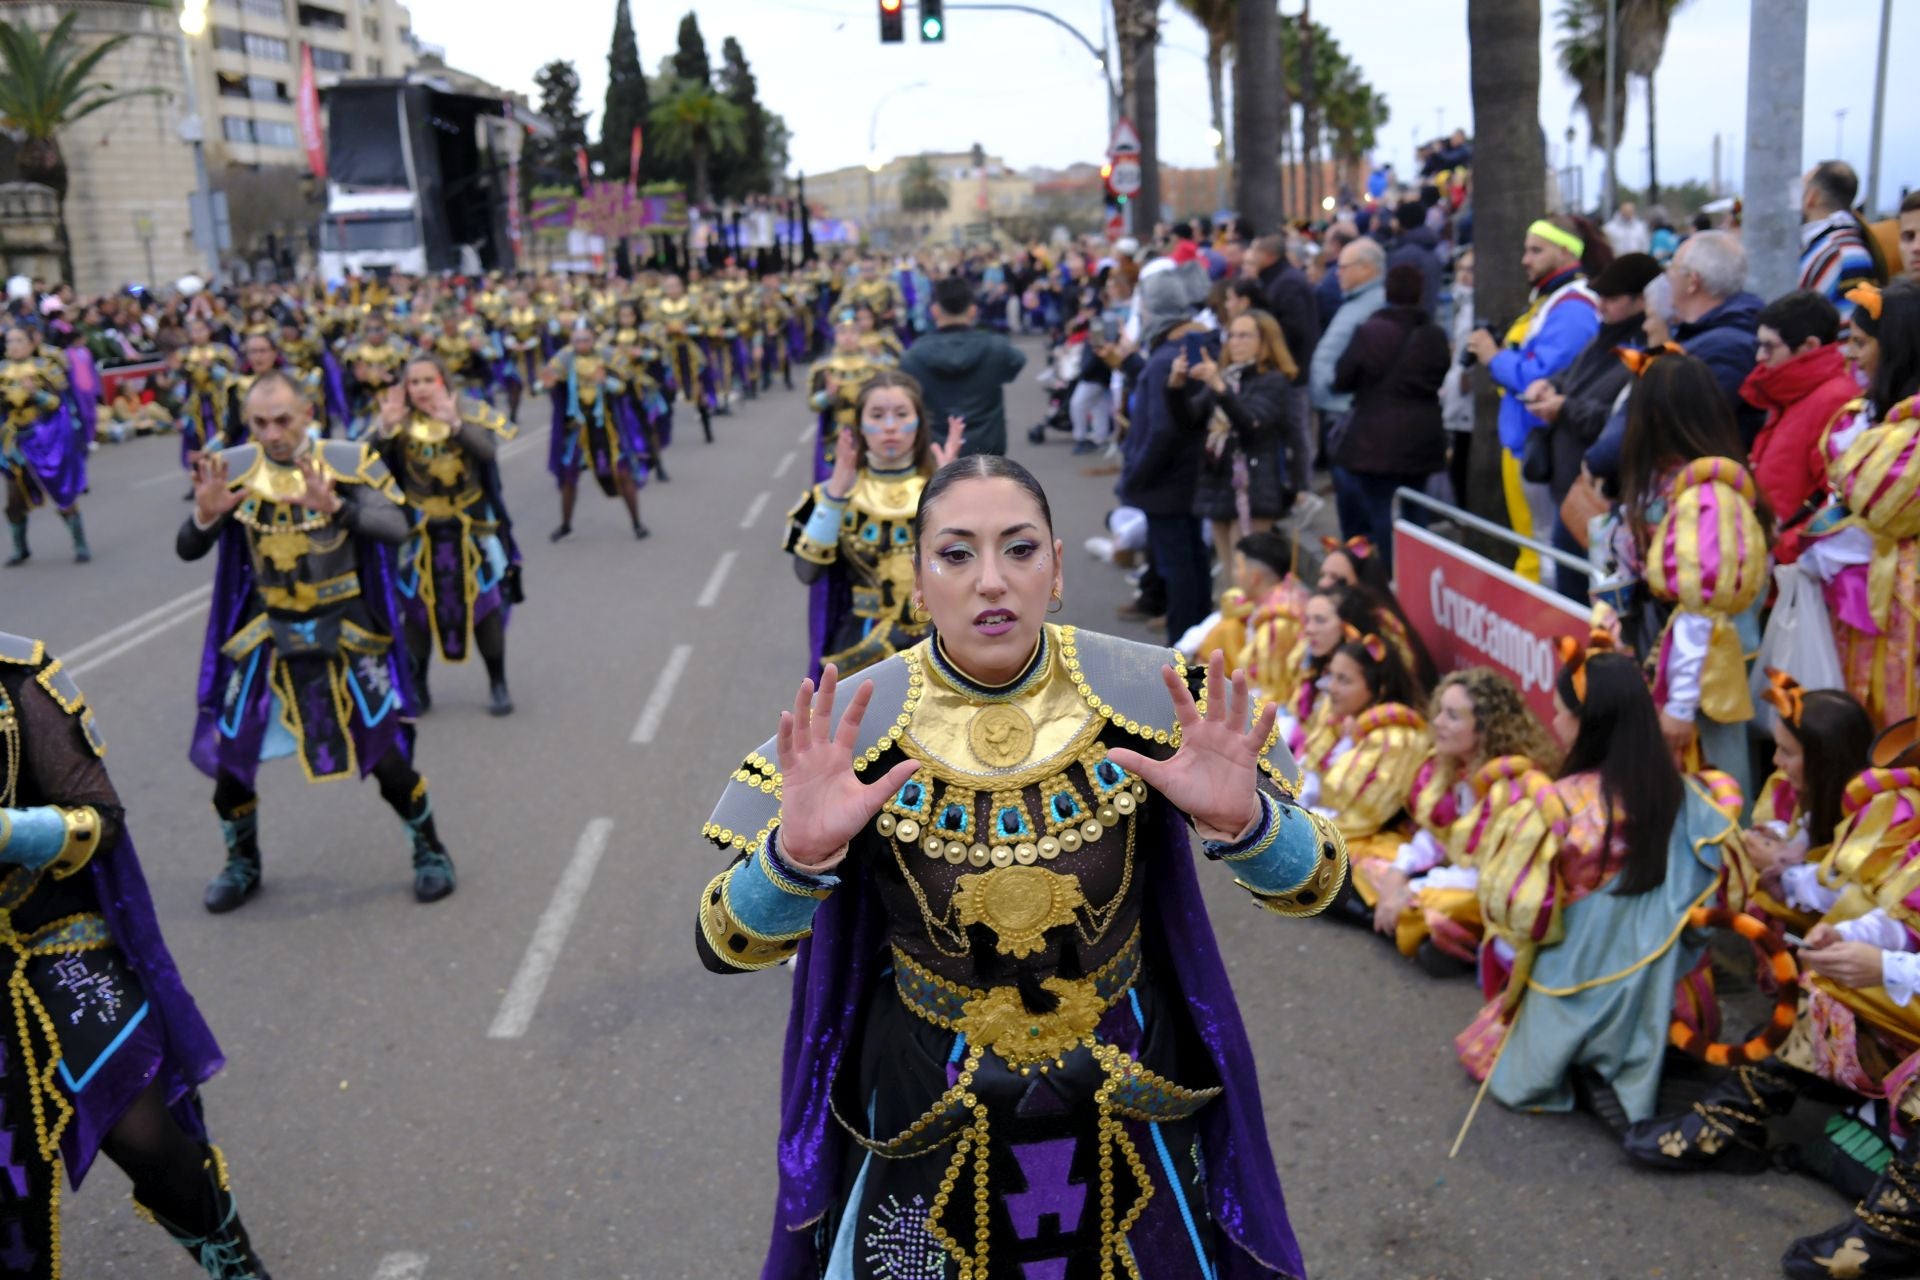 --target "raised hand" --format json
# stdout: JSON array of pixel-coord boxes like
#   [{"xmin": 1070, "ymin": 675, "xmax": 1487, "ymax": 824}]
[
  {"xmin": 292, "ymin": 456, "xmax": 343, "ymax": 515},
  {"xmin": 930, "ymin": 416, "xmax": 966, "ymax": 468},
  {"xmin": 774, "ymin": 664, "xmax": 920, "ymax": 868},
  {"xmin": 425, "ymin": 381, "xmax": 459, "ymax": 424},
  {"xmin": 1107, "ymin": 650, "xmax": 1276, "ymax": 838},
  {"xmin": 826, "ymin": 427, "xmax": 860, "ymax": 500},
  {"xmin": 190, "ymin": 451, "xmax": 244, "ymax": 526},
  {"xmin": 378, "ymin": 384, "xmax": 408, "ymax": 434}
]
